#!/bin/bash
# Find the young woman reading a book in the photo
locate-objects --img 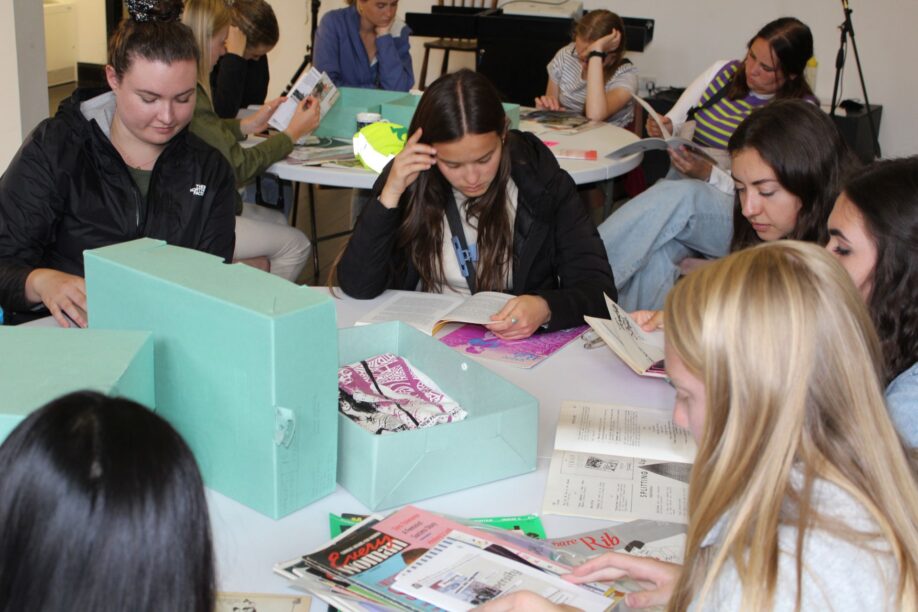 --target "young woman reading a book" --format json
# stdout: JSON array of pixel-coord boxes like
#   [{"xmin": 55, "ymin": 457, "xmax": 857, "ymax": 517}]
[
  {"xmin": 210, "ymin": 0, "xmax": 279, "ymax": 119},
  {"xmin": 184, "ymin": 0, "xmax": 317, "ymax": 282},
  {"xmin": 537, "ymin": 9, "xmax": 638, "ymax": 127},
  {"xmin": 480, "ymin": 241, "xmax": 918, "ymax": 611},
  {"xmin": 629, "ymin": 99, "xmax": 856, "ymax": 332},
  {"xmin": 313, "ymin": 0, "xmax": 414, "ymax": 91},
  {"xmin": 827, "ymin": 157, "xmax": 918, "ymax": 447},
  {"xmin": 0, "ymin": 391, "xmax": 215, "ymax": 611},
  {"xmin": 336, "ymin": 69, "xmax": 616, "ymax": 340},
  {"xmin": 596, "ymin": 17, "xmax": 816, "ymax": 310},
  {"xmin": 0, "ymin": 0, "xmax": 236, "ymax": 327}
]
